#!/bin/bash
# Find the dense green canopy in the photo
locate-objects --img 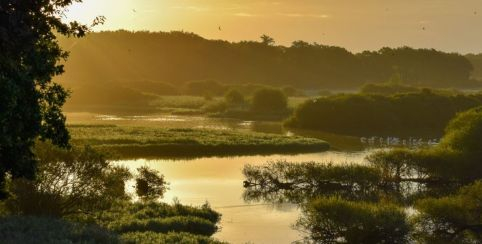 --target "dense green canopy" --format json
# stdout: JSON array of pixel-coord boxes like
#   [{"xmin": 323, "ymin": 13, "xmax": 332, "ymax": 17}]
[{"xmin": 0, "ymin": 0, "xmax": 97, "ymax": 197}]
